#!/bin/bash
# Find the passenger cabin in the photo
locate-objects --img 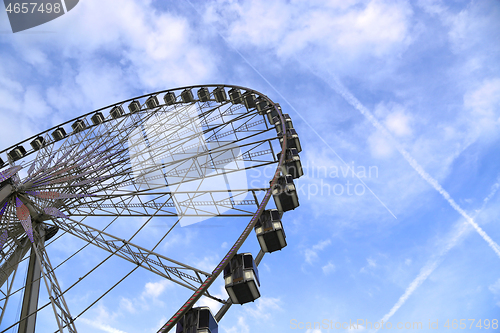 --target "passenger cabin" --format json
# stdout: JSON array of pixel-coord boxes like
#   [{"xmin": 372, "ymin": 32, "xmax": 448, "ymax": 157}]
[
  {"xmin": 267, "ymin": 104, "xmax": 282, "ymax": 125},
  {"xmin": 243, "ymin": 93, "xmax": 256, "ymax": 110},
  {"xmin": 197, "ymin": 87, "xmax": 210, "ymax": 102},
  {"xmin": 181, "ymin": 89, "xmax": 194, "ymax": 103},
  {"xmin": 213, "ymin": 87, "xmax": 227, "ymax": 103},
  {"xmin": 164, "ymin": 92, "xmax": 176, "ymax": 105},
  {"xmin": 8, "ymin": 146, "xmax": 26, "ymax": 161},
  {"xmin": 71, "ymin": 120, "xmax": 86, "ymax": 133},
  {"xmin": 91, "ymin": 112, "xmax": 105, "ymax": 125},
  {"xmin": 228, "ymin": 88, "xmax": 243, "ymax": 104},
  {"xmin": 146, "ymin": 96, "xmax": 159, "ymax": 109},
  {"xmin": 279, "ymin": 128, "xmax": 302, "ymax": 153},
  {"xmin": 255, "ymin": 97, "xmax": 270, "ymax": 115},
  {"xmin": 51, "ymin": 127, "xmax": 66, "ymax": 142},
  {"xmin": 277, "ymin": 148, "xmax": 303, "ymax": 179},
  {"xmin": 110, "ymin": 106, "xmax": 124, "ymax": 119},
  {"xmin": 176, "ymin": 306, "xmax": 218, "ymax": 333},
  {"xmin": 30, "ymin": 136, "xmax": 45, "ymax": 151},
  {"xmin": 129, "ymin": 100, "xmax": 142, "ymax": 113},
  {"xmin": 224, "ymin": 253, "xmax": 260, "ymax": 304},
  {"xmin": 274, "ymin": 114, "xmax": 294, "ymax": 135},
  {"xmin": 0, "ymin": 158, "xmax": 4, "ymax": 168},
  {"xmin": 271, "ymin": 175, "xmax": 299, "ymax": 212},
  {"xmin": 255, "ymin": 209, "xmax": 286, "ymax": 253}
]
